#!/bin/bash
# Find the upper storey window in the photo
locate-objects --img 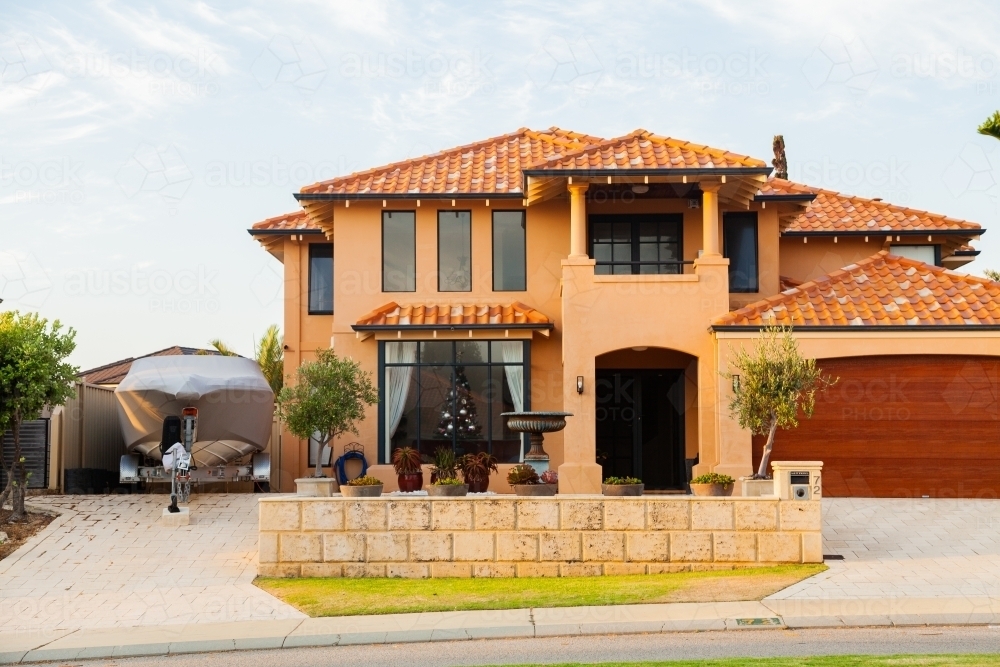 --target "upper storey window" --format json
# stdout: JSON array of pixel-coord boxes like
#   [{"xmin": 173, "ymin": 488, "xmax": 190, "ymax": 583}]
[
  {"xmin": 493, "ymin": 211, "xmax": 526, "ymax": 291},
  {"xmin": 723, "ymin": 212, "xmax": 759, "ymax": 293},
  {"xmin": 308, "ymin": 243, "xmax": 333, "ymax": 314},
  {"xmin": 590, "ymin": 214, "xmax": 683, "ymax": 275},
  {"xmin": 891, "ymin": 244, "xmax": 940, "ymax": 266},
  {"xmin": 438, "ymin": 211, "xmax": 472, "ymax": 291},
  {"xmin": 383, "ymin": 211, "xmax": 416, "ymax": 292}
]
